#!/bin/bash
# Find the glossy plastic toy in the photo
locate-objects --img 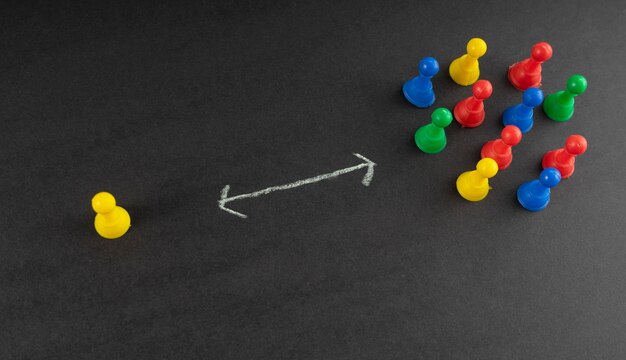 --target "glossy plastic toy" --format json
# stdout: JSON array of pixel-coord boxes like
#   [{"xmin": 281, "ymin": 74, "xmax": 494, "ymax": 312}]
[
  {"xmin": 414, "ymin": 107, "xmax": 453, "ymax": 154},
  {"xmin": 449, "ymin": 38, "xmax": 487, "ymax": 86},
  {"xmin": 480, "ymin": 125, "xmax": 522, "ymax": 170},
  {"xmin": 508, "ymin": 42, "xmax": 553, "ymax": 90},
  {"xmin": 502, "ymin": 88, "xmax": 544, "ymax": 134},
  {"xmin": 456, "ymin": 158, "xmax": 499, "ymax": 201},
  {"xmin": 92, "ymin": 192, "xmax": 131, "ymax": 239},
  {"xmin": 403, "ymin": 57, "xmax": 439, "ymax": 108},
  {"xmin": 517, "ymin": 168, "xmax": 561, "ymax": 212},
  {"xmin": 543, "ymin": 74, "xmax": 587, "ymax": 122},
  {"xmin": 454, "ymin": 80, "xmax": 492, "ymax": 128},
  {"xmin": 542, "ymin": 134, "xmax": 588, "ymax": 179}
]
